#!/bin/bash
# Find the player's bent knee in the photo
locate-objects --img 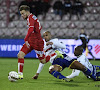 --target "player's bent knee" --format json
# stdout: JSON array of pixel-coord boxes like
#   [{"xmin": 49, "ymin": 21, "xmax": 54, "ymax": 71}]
[
  {"xmin": 49, "ymin": 65, "xmax": 62, "ymax": 74},
  {"xmin": 17, "ymin": 51, "xmax": 25, "ymax": 58},
  {"xmin": 49, "ymin": 65, "xmax": 55, "ymax": 74}
]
